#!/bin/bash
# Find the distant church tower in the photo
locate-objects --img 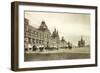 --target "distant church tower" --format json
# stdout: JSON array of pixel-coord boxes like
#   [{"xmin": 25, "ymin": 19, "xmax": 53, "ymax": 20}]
[{"xmin": 78, "ymin": 36, "xmax": 85, "ymax": 47}]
